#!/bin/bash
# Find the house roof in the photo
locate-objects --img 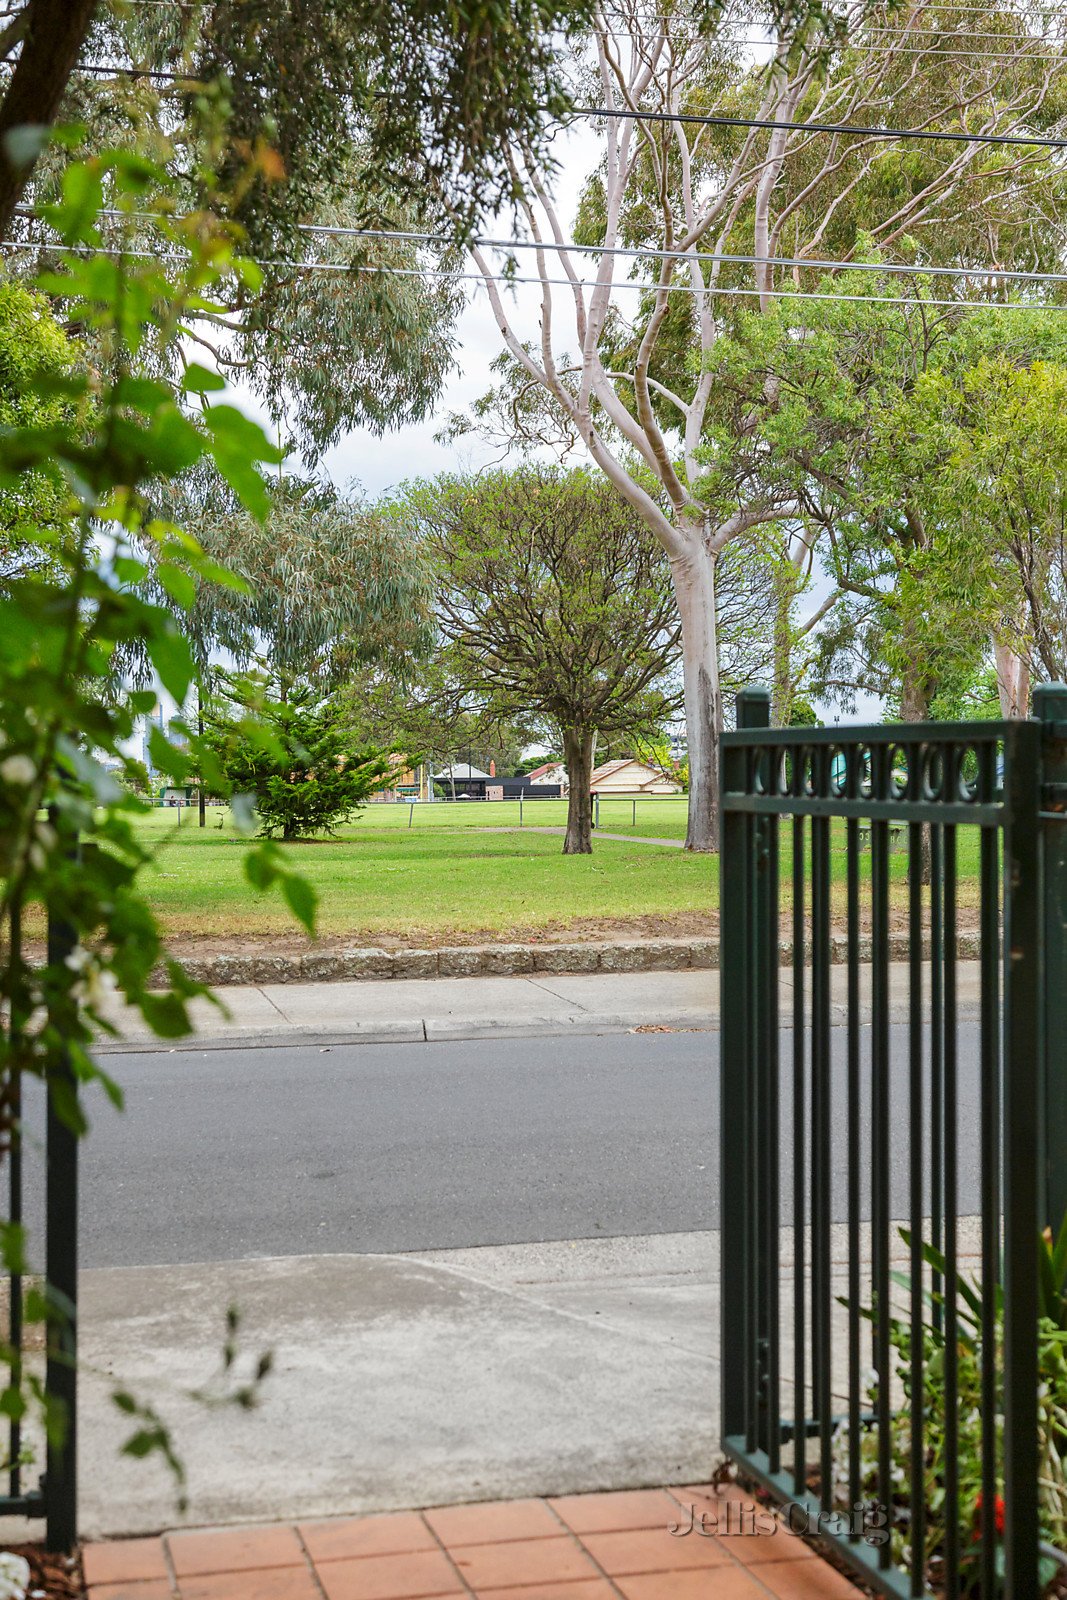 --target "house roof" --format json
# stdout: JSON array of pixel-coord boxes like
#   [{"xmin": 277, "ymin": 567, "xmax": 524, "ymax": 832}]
[
  {"xmin": 590, "ymin": 757, "xmax": 680, "ymax": 791},
  {"xmin": 436, "ymin": 762, "xmax": 491, "ymax": 780},
  {"xmin": 525, "ymin": 762, "xmax": 564, "ymax": 780}
]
